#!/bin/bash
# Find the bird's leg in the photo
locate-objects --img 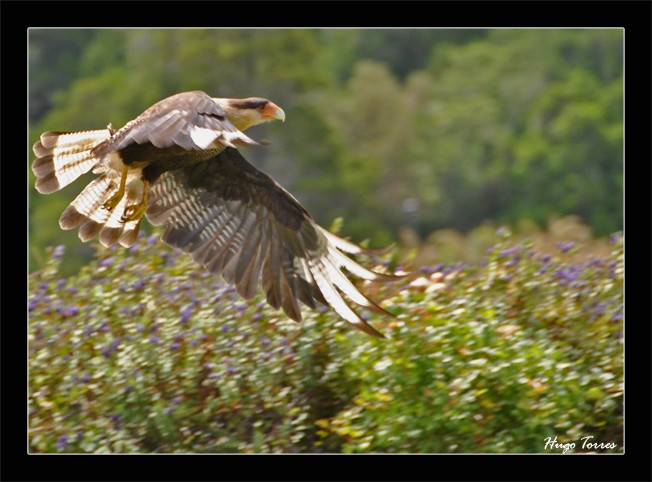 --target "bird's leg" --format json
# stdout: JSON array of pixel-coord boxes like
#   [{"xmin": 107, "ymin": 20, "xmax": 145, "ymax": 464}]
[
  {"xmin": 121, "ymin": 179, "xmax": 149, "ymax": 223},
  {"xmin": 102, "ymin": 163, "xmax": 129, "ymax": 212}
]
